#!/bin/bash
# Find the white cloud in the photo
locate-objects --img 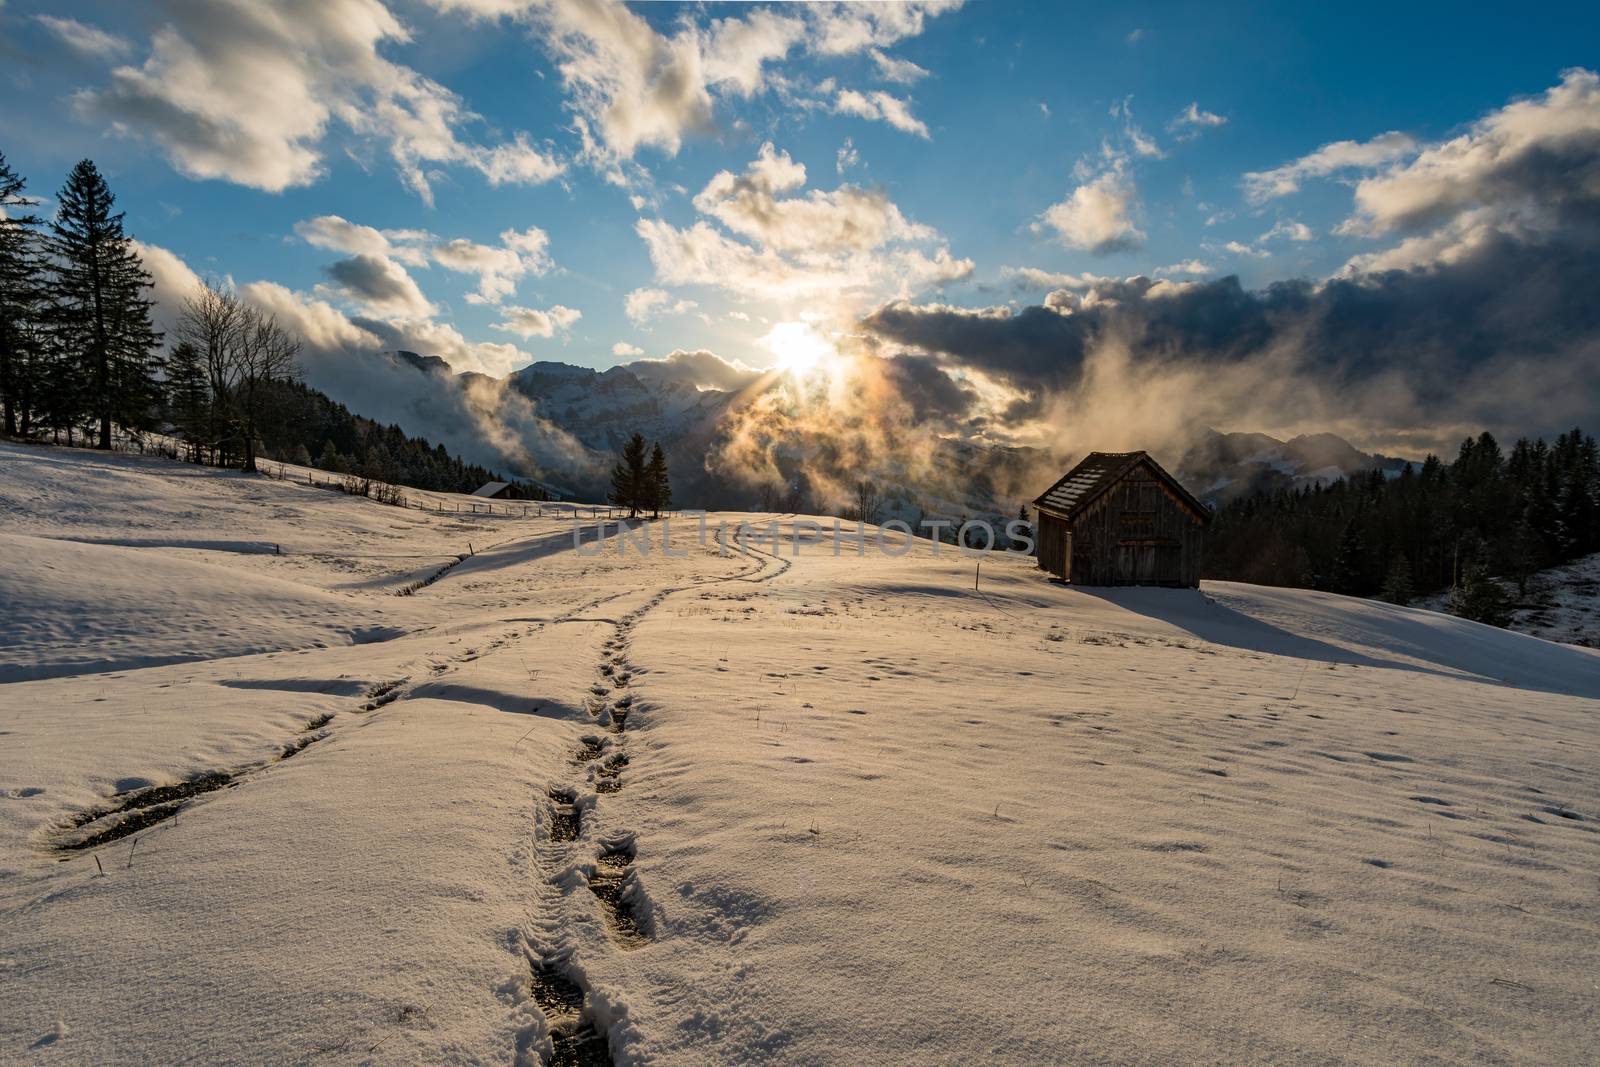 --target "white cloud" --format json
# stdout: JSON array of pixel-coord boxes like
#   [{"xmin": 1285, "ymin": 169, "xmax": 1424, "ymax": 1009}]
[
  {"xmin": 1343, "ymin": 68, "xmax": 1600, "ymax": 237},
  {"xmin": 1153, "ymin": 259, "xmax": 1213, "ymax": 276},
  {"xmin": 635, "ymin": 143, "xmax": 970, "ymax": 310},
  {"xmin": 1169, "ymin": 101, "xmax": 1227, "ymax": 136},
  {"xmin": 295, "ymin": 215, "xmax": 431, "ymax": 267},
  {"xmin": 869, "ymin": 48, "xmax": 928, "ymax": 84},
  {"xmin": 1109, "ymin": 96, "xmax": 1163, "ymax": 159},
  {"xmin": 132, "ymin": 239, "xmax": 209, "ymax": 340},
  {"xmin": 492, "ymin": 304, "xmax": 582, "ymax": 339},
  {"xmin": 240, "ymin": 280, "xmax": 382, "ymax": 352},
  {"xmin": 637, "ymin": 218, "xmax": 971, "ymax": 307},
  {"xmin": 1127, "ymin": 126, "xmax": 1163, "ymax": 159},
  {"xmin": 805, "ymin": 1, "xmax": 965, "ymax": 56},
  {"xmin": 431, "ymin": 226, "xmax": 553, "ymax": 304},
  {"xmin": 836, "ymin": 137, "xmax": 859, "ymax": 174},
  {"xmin": 703, "ymin": 7, "xmax": 810, "ymax": 97},
  {"xmin": 1217, "ymin": 240, "xmax": 1269, "ymax": 258},
  {"xmin": 834, "ymin": 88, "xmax": 930, "ymax": 138},
  {"xmin": 1037, "ymin": 169, "xmax": 1143, "ymax": 252},
  {"xmin": 1243, "ymin": 130, "xmax": 1418, "ymax": 202},
  {"xmin": 624, "ymin": 286, "xmax": 697, "ymax": 323},
  {"xmin": 76, "ymin": 0, "xmax": 561, "ymax": 201},
  {"xmin": 1335, "ymin": 68, "xmax": 1600, "ymax": 273},
  {"xmin": 36, "ymin": 15, "xmax": 130, "ymax": 59},
  {"xmin": 425, "ymin": 0, "xmax": 958, "ymax": 169},
  {"xmin": 528, "ymin": 0, "xmax": 716, "ymax": 165},
  {"xmin": 1001, "ymin": 267, "xmax": 1114, "ymax": 290},
  {"xmin": 1259, "ymin": 220, "xmax": 1314, "ymax": 243},
  {"xmin": 612, "ymin": 341, "xmax": 644, "ymax": 357},
  {"xmin": 137, "ymin": 239, "xmax": 537, "ymax": 384},
  {"xmin": 475, "ymin": 134, "xmax": 565, "ymax": 186},
  {"xmin": 692, "ymin": 143, "xmax": 934, "ymax": 254},
  {"xmin": 296, "ymin": 216, "xmax": 553, "ymax": 306}
]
